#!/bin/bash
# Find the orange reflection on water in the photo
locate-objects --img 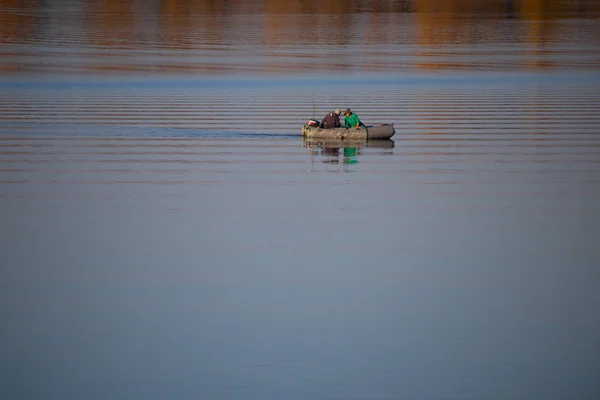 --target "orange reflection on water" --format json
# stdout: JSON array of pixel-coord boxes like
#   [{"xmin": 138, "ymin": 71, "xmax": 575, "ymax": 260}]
[{"xmin": 0, "ymin": 0, "xmax": 599, "ymax": 74}]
